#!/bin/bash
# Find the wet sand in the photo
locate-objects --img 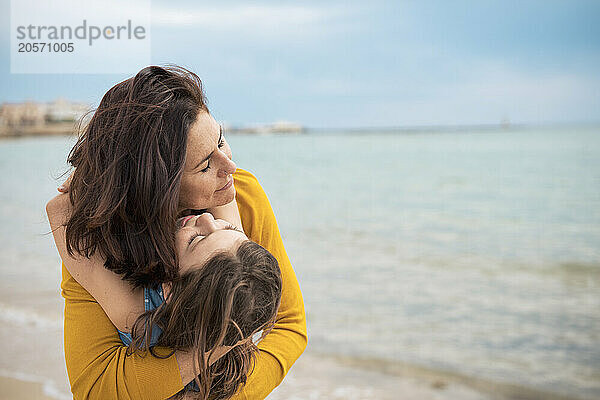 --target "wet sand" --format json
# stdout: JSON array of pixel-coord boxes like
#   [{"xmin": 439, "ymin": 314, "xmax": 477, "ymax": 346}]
[
  {"xmin": 269, "ymin": 353, "xmax": 490, "ymax": 400},
  {"xmin": 269, "ymin": 352, "xmax": 585, "ymax": 400},
  {"xmin": 0, "ymin": 376, "xmax": 58, "ymax": 400}
]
